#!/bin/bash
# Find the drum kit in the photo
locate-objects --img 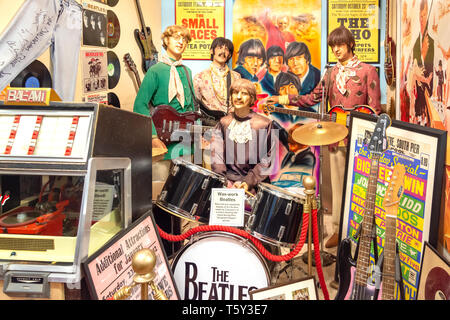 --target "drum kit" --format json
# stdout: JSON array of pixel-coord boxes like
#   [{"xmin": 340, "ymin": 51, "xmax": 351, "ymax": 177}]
[{"xmin": 152, "ymin": 119, "xmax": 348, "ymax": 300}]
